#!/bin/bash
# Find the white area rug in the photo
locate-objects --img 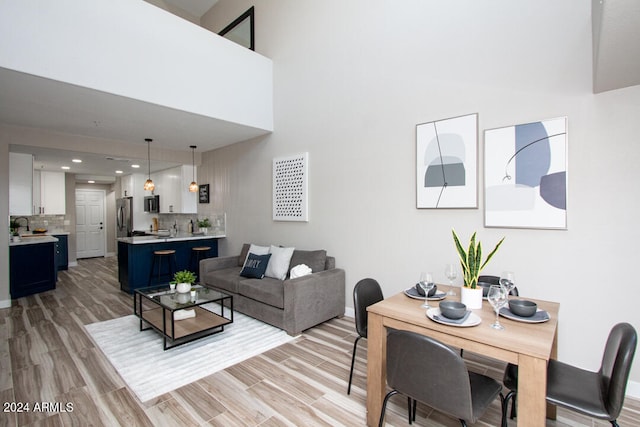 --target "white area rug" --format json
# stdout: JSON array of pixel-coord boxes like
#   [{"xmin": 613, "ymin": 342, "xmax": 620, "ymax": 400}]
[{"xmin": 85, "ymin": 305, "xmax": 296, "ymax": 402}]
